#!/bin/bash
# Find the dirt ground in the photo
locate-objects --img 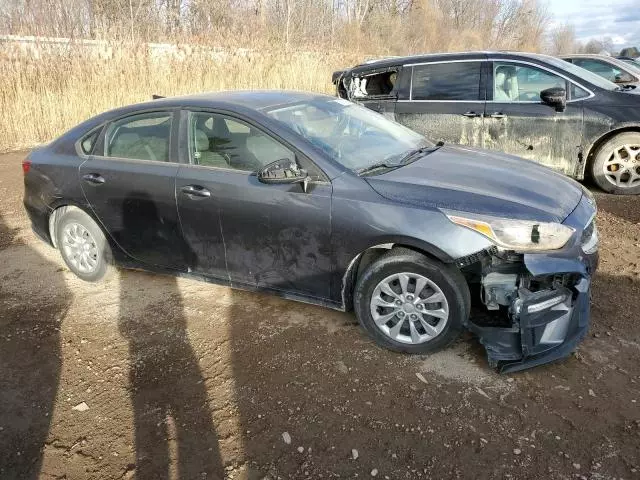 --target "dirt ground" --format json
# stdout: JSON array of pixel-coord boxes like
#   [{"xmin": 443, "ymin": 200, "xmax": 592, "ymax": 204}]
[{"xmin": 1, "ymin": 151, "xmax": 639, "ymax": 480}]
